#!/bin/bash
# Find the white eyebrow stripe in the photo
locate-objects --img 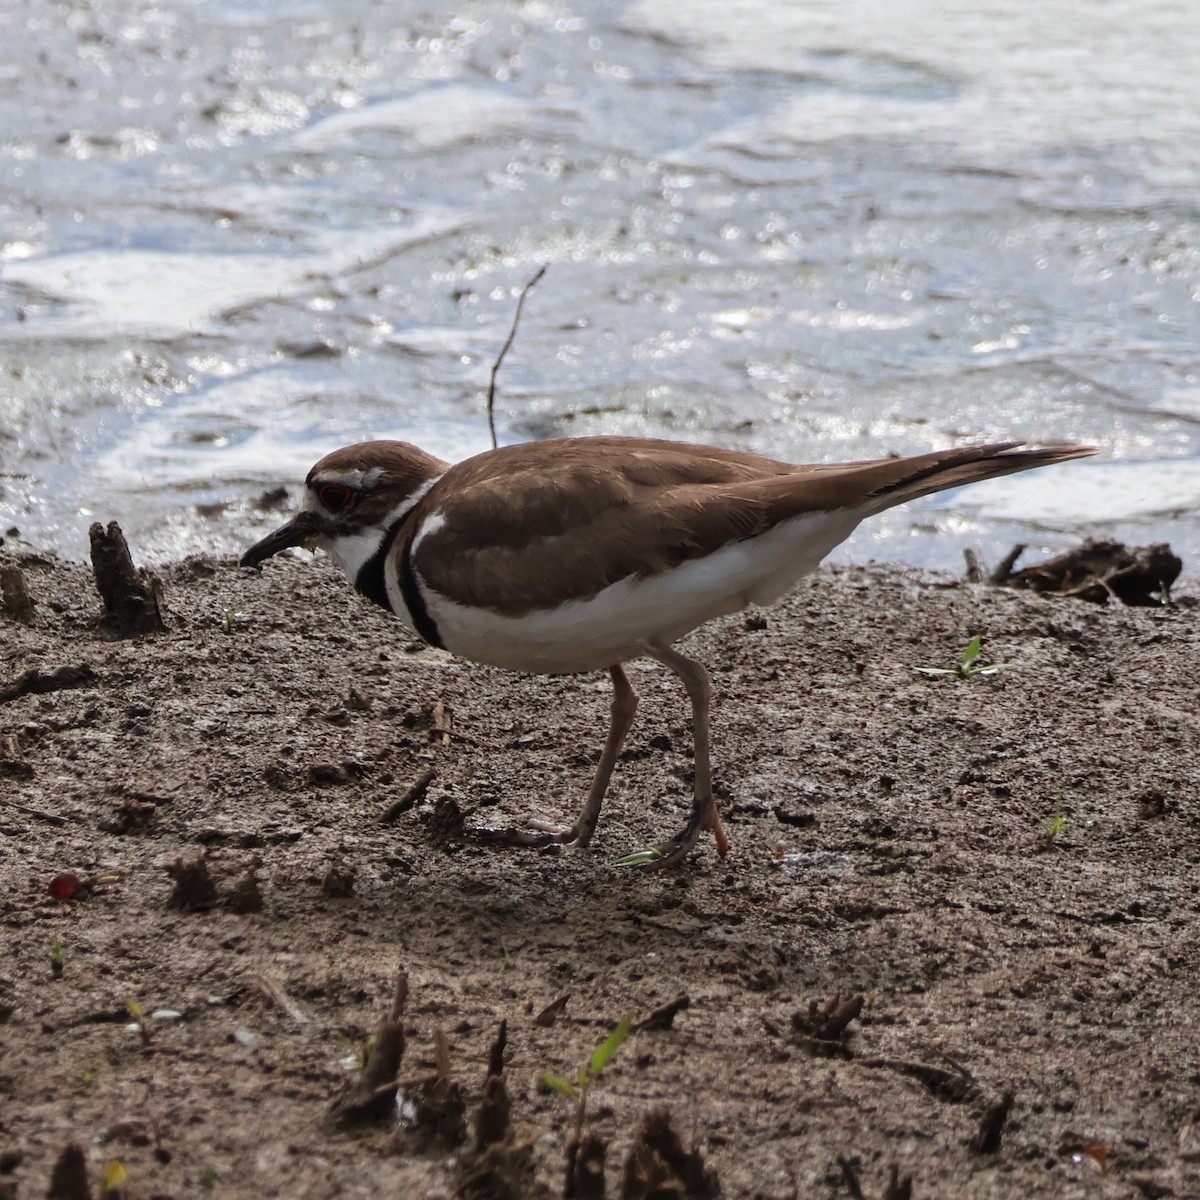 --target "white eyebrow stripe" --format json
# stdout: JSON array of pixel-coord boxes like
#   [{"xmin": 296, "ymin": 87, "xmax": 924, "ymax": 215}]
[{"xmin": 309, "ymin": 466, "xmax": 385, "ymax": 490}]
